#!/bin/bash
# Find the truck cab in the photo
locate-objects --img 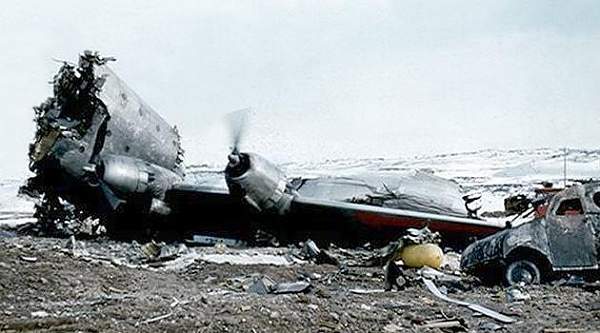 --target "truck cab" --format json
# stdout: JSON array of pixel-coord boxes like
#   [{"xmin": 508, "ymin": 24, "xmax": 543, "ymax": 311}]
[{"xmin": 461, "ymin": 182, "xmax": 600, "ymax": 285}]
